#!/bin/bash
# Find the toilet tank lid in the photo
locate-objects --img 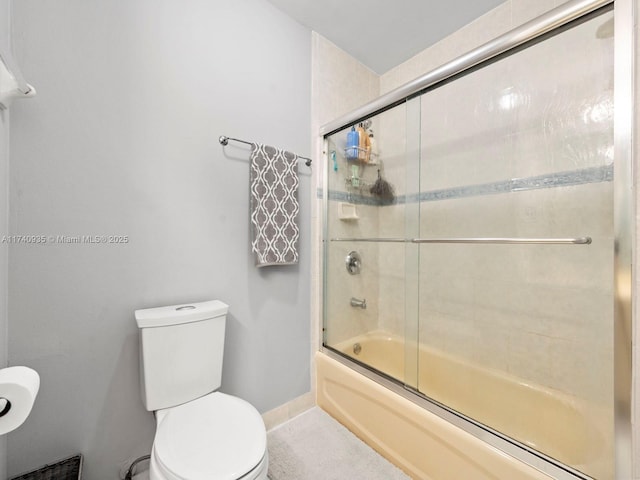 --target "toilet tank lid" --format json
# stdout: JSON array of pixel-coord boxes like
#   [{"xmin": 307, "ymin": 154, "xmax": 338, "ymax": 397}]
[{"xmin": 135, "ymin": 300, "xmax": 229, "ymax": 328}]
